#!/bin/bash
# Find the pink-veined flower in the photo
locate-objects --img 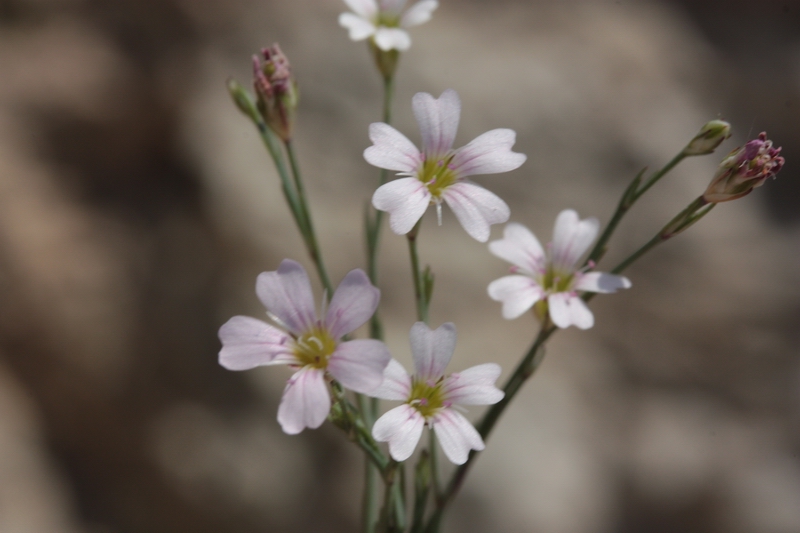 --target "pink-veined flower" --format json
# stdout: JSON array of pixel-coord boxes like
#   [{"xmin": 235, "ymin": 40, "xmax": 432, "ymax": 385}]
[
  {"xmin": 488, "ymin": 210, "xmax": 632, "ymax": 329},
  {"xmin": 371, "ymin": 322, "xmax": 504, "ymax": 465},
  {"xmin": 366, "ymin": 89, "xmax": 527, "ymax": 242},
  {"xmin": 218, "ymin": 259, "xmax": 390, "ymax": 434},
  {"xmin": 339, "ymin": 0, "xmax": 438, "ymax": 52},
  {"xmin": 703, "ymin": 132, "xmax": 784, "ymax": 203}
]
